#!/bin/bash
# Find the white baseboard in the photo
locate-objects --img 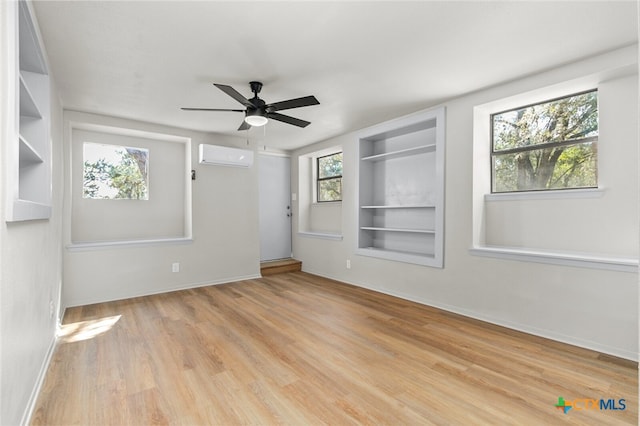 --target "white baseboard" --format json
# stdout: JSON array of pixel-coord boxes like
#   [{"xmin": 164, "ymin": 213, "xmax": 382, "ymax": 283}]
[
  {"xmin": 21, "ymin": 335, "xmax": 57, "ymax": 426},
  {"xmin": 301, "ymin": 267, "xmax": 639, "ymax": 362}
]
